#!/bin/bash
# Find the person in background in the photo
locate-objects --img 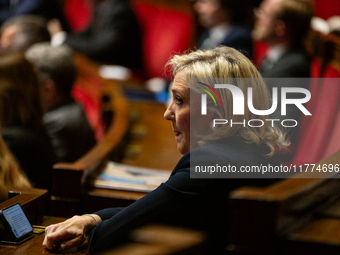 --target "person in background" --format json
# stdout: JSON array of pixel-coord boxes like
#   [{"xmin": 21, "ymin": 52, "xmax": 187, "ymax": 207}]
[
  {"xmin": 253, "ymin": 0, "xmax": 313, "ymax": 78},
  {"xmin": 42, "ymin": 46, "xmax": 288, "ymax": 254},
  {"xmin": 48, "ymin": 0, "xmax": 143, "ymax": 70},
  {"xmin": 0, "ymin": 0, "xmax": 69, "ymax": 30},
  {"xmin": 194, "ymin": 0, "xmax": 253, "ymax": 59},
  {"xmin": 26, "ymin": 43, "xmax": 96, "ymax": 162},
  {"xmin": 0, "ymin": 134, "xmax": 32, "ymax": 202},
  {"xmin": 0, "ymin": 52, "xmax": 55, "ymax": 192},
  {"xmin": 0, "ymin": 14, "xmax": 50, "ymax": 52},
  {"xmin": 252, "ymin": 0, "xmax": 313, "ymax": 156}
]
